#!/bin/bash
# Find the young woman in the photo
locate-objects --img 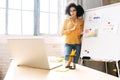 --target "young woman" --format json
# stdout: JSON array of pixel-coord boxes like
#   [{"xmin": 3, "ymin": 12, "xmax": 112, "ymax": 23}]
[{"xmin": 61, "ymin": 3, "xmax": 84, "ymax": 64}]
